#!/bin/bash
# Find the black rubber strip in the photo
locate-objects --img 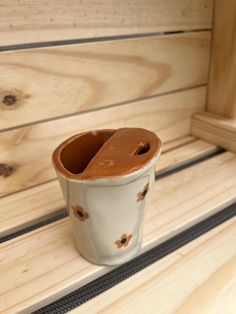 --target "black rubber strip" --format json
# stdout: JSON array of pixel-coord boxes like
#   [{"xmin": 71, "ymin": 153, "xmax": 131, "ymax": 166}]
[
  {"xmin": 34, "ymin": 202, "xmax": 236, "ymax": 314},
  {"xmin": 0, "ymin": 146, "xmax": 225, "ymax": 244}
]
